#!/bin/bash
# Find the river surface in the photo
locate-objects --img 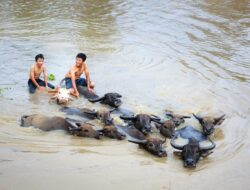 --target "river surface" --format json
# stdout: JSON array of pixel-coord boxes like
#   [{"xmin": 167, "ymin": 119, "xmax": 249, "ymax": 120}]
[{"xmin": 0, "ymin": 0, "xmax": 249, "ymax": 190}]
